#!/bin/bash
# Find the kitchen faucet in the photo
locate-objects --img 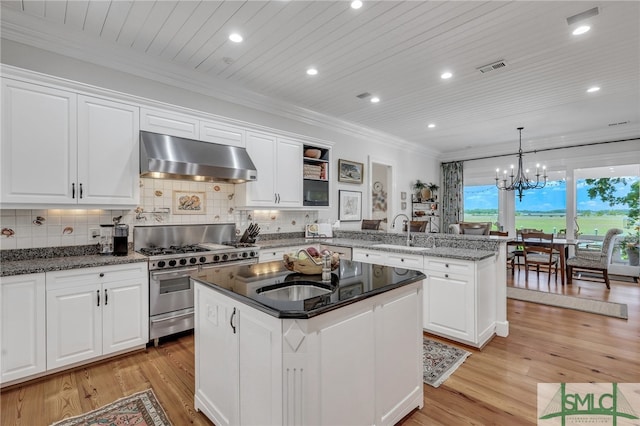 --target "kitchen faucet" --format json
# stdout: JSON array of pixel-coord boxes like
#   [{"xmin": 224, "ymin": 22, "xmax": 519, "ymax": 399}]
[{"xmin": 391, "ymin": 213, "xmax": 411, "ymax": 246}]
